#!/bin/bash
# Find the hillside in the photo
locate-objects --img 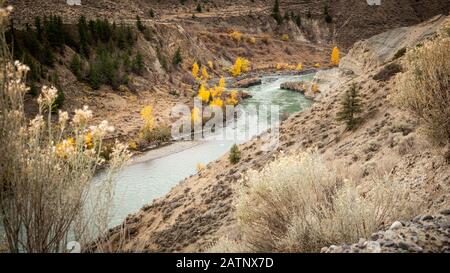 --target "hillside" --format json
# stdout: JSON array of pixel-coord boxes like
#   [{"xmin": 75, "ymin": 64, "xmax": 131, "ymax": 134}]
[{"xmin": 97, "ymin": 15, "xmax": 450, "ymax": 252}]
